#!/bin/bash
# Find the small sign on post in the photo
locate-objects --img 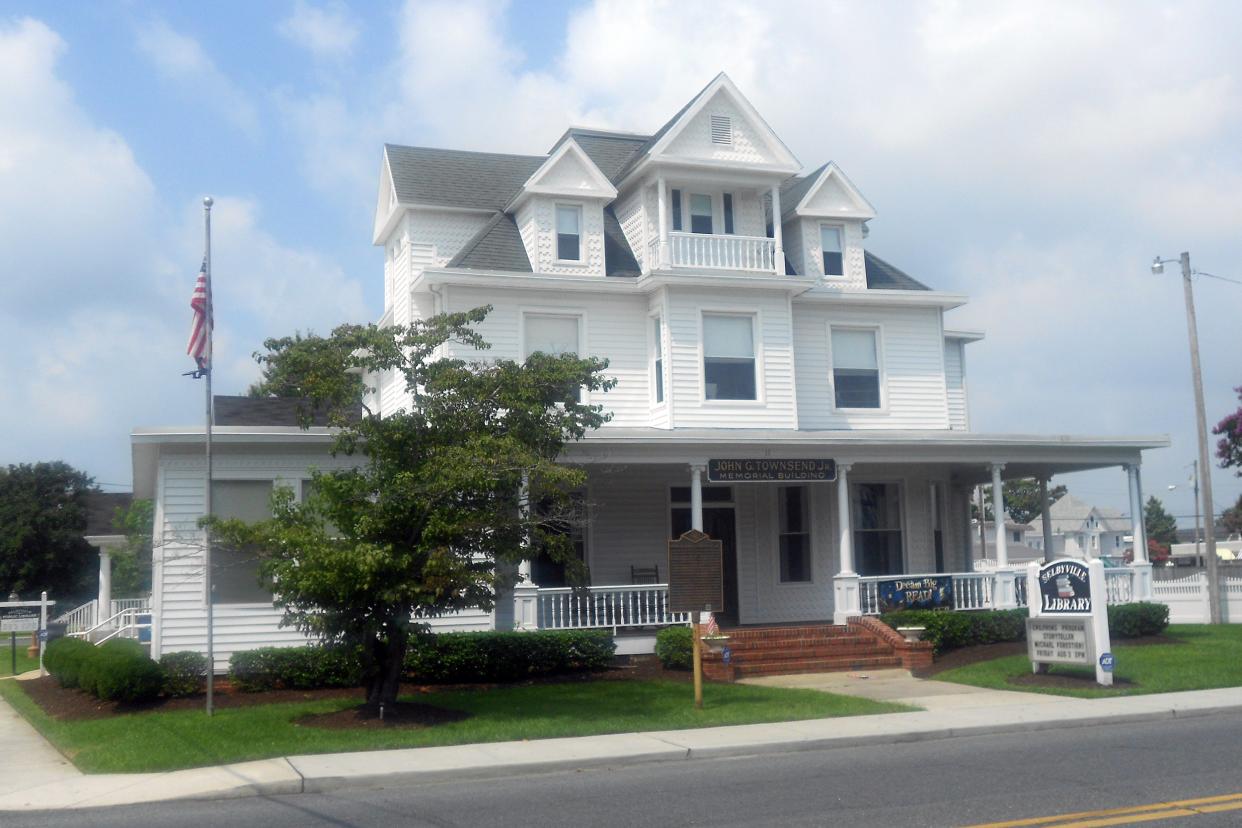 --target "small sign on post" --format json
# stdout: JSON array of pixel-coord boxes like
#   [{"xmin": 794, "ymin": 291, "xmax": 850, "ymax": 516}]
[
  {"xmin": 668, "ymin": 530, "xmax": 724, "ymax": 710},
  {"xmin": 1026, "ymin": 559, "xmax": 1113, "ymax": 686}
]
